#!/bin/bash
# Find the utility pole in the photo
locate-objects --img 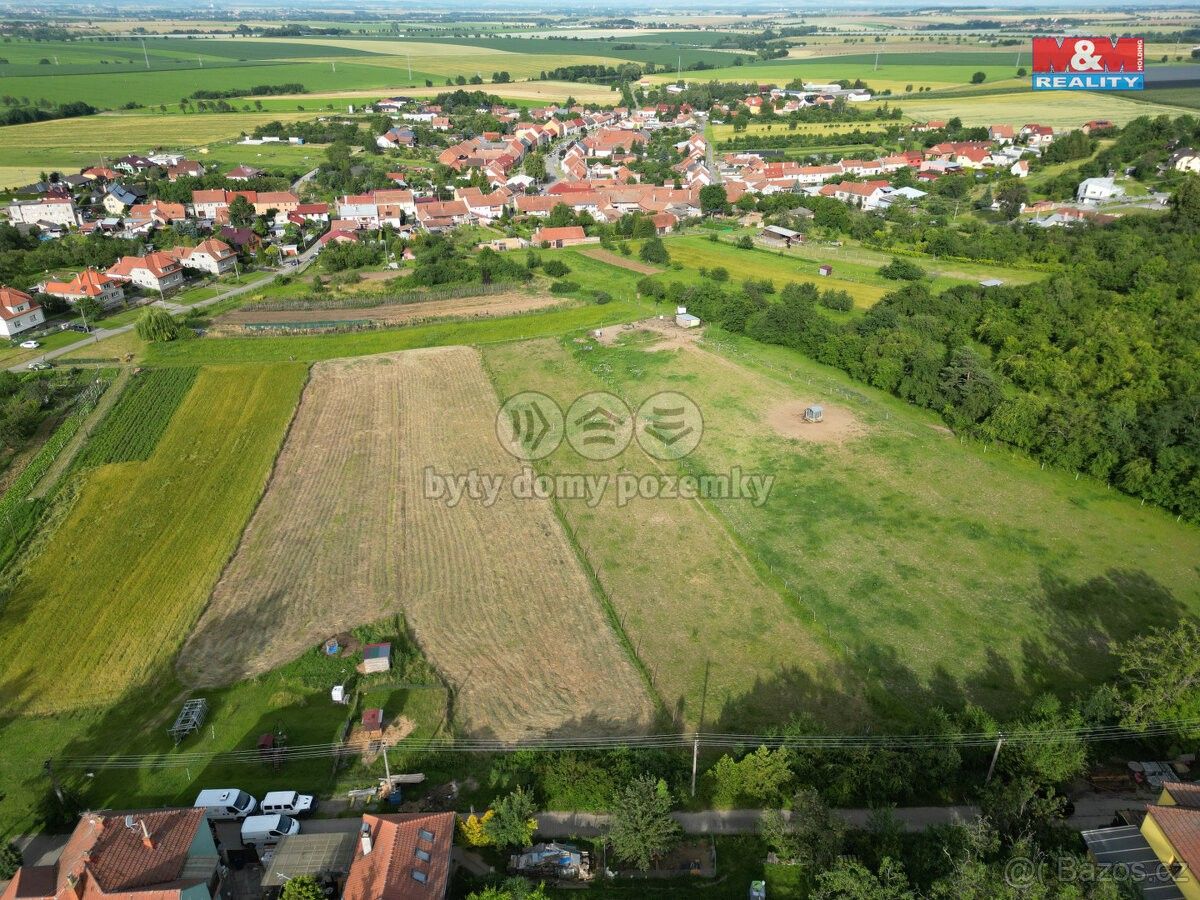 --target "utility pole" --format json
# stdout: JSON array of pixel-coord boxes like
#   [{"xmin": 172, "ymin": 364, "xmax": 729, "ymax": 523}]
[
  {"xmin": 141, "ymin": 39, "xmax": 150, "ymax": 70},
  {"xmin": 874, "ymin": 51, "xmax": 880, "ymax": 71},
  {"xmin": 407, "ymin": 54, "xmax": 412, "ymax": 81},
  {"xmin": 985, "ymin": 734, "xmax": 1005, "ymax": 784},
  {"xmin": 690, "ymin": 737, "xmax": 700, "ymax": 797},
  {"xmin": 381, "ymin": 742, "xmax": 391, "ymax": 784}
]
